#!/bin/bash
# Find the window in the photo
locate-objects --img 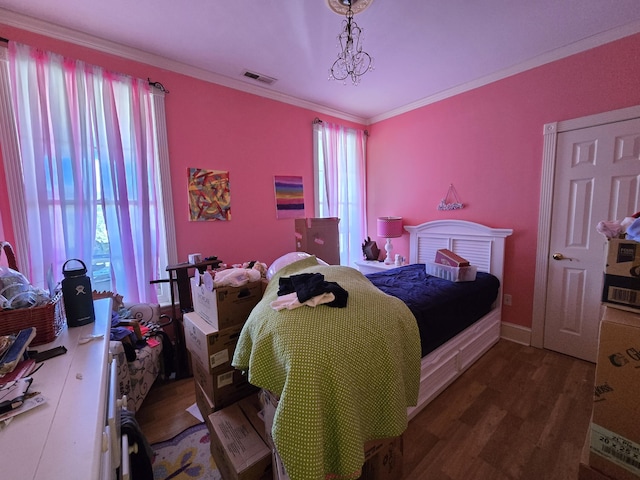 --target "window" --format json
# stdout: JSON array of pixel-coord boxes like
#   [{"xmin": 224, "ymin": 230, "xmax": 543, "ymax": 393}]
[
  {"xmin": 313, "ymin": 120, "xmax": 368, "ymax": 266},
  {"xmin": 0, "ymin": 42, "xmax": 177, "ymax": 304}
]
